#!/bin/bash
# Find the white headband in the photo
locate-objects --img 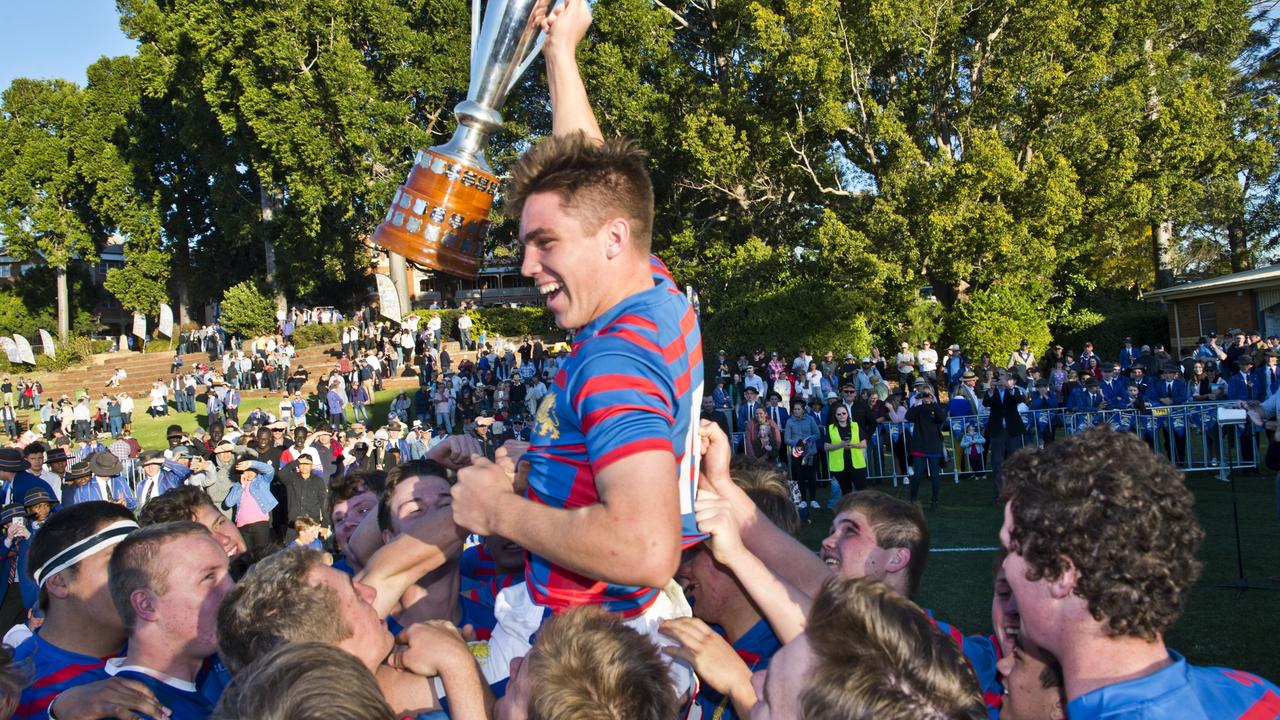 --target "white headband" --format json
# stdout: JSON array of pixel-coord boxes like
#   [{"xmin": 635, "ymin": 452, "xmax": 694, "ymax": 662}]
[{"xmin": 32, "ymin": 520, "xmax": 138, "ymax": 588}]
